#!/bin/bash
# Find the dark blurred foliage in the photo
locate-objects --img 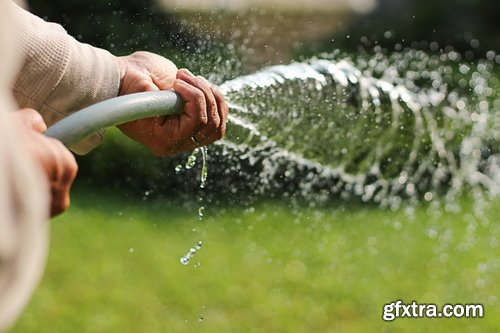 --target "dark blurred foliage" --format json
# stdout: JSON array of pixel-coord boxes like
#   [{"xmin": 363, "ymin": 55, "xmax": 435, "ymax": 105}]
[
  {"xmin": 28, "ymin": 0, "xmax": 204, "ymax": 59},
  {"xmin": 300, "ymin": 0, "xmax": 500, "ymax": 58}
]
